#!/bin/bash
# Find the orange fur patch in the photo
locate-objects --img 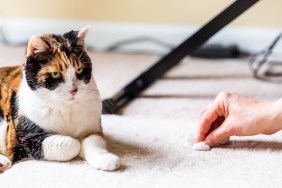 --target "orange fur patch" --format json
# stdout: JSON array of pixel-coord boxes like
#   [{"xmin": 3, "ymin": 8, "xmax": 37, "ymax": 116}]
[
  {"xmin": 0, "ymin": 66, "xmax": 22, "ymax": 159},
  {"xmin": 37, "ymin": 50, "xmax": 83, "ymax": 83}
]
